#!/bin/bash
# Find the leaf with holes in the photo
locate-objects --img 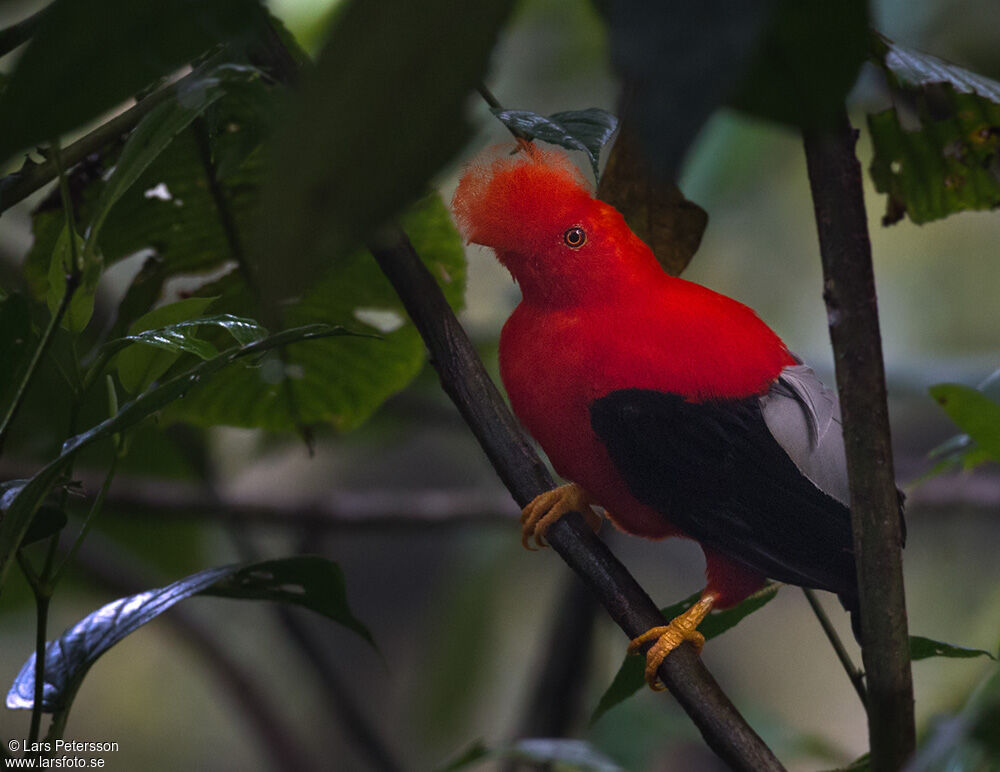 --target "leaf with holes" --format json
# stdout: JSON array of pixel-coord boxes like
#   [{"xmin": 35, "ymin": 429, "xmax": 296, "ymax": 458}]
[
  {"xmin": 490, "ymin": 108, "xmax": 619, "ymax": 179},
  {"xmin": 868, "ymin": 37, "xmax": 1000, "ymax": 225},
  {"xmin": 591, "ymin": 583, "xmax": 780, "ymax": 723},
  {"xmin": 6, "ymin": 556, "xmax": 371, "ymax": 712}
]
